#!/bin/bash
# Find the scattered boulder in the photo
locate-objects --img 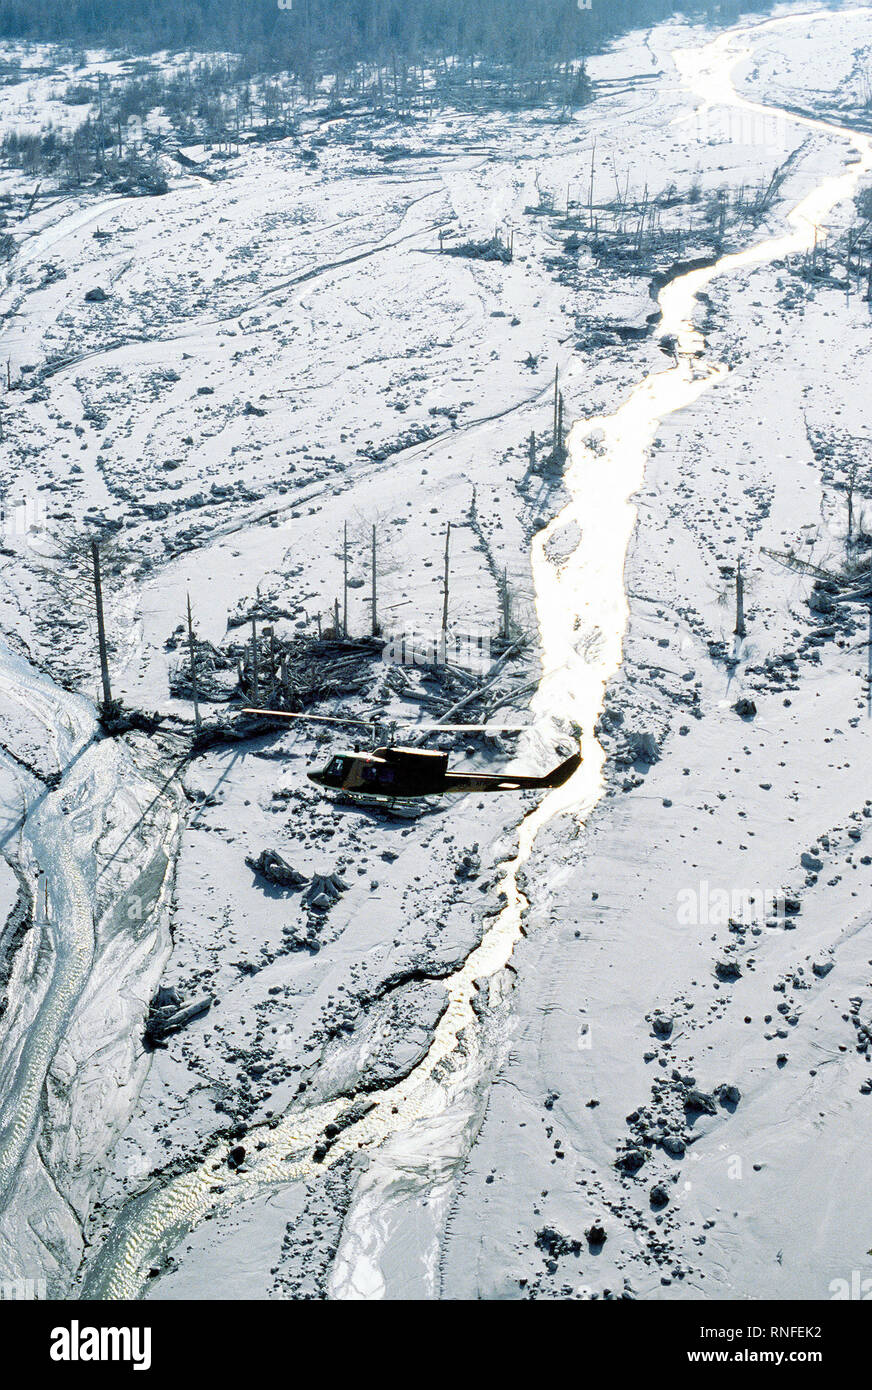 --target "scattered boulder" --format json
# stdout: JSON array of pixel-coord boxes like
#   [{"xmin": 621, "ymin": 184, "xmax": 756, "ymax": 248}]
[
  {"xmin": 801, "ymin": 851, "xmax": 823, "ymax": 873},
  {"xmin": 650, "ymin": 1183, "xmax": 670, "ymax": 1209},
  {"xmin": 586, "ymin": 1222, "xmax": 607, "ymax": 1249},
  {"xmin": 812, "ymin": 959, "xmax": 834, "ymax": 979},
  {"xmin": 303, "ymin": 873, "xmax": 349, "ymax": 912},
  {"xmin": 84, "ymin": 286, "xmax": 108, "ymax": 303},
  {"xmin": 684, "ymin": 1088, "xmax": 717, "ymax": 1116},
  {"xmin": 615, "ymin": 1147, "xmax": 647, "ymax": 1174},
  {"xmin": 714, "ymin": 1083, "xmax": 741, "ymax": 1109},
  {"xmin": 715, "ymin": 959, "xmax": 742, "ymax": 982},
  {"xmin": 809, "ymin": 586, "xmax": 835, "ymax": 615},
  {"xmin": 733, "ymin": 697, "xmax": 757, "ymax": 719},
  {"xmin": 455, "ymin": 846, "xmax": 480, "ymax": 880},
  {"xmin": 535, "ymin": 1227, "xmax": 582, "ymax": 1259},
  {"xmin": 661, "ymin": 1133, "xmax": 686, "ymax": 1158}
]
